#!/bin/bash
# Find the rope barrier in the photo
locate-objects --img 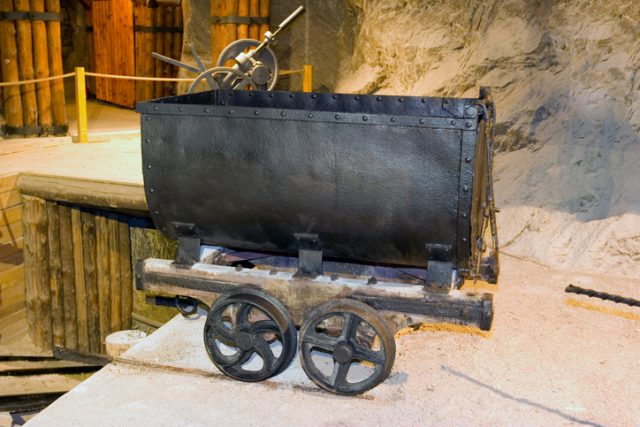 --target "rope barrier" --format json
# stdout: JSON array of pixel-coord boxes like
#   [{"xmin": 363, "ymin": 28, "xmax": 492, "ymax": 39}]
[
  {"xmin": 84, "ymin": 72, "xmax": 194, "ymax": 82},
  {"xmin": 0, "ymin": 69, "xmax": 306, "ymax": 87},
  {"xmin": 0, "ymin": 72, "xmax": 75, "ymax": 87}
]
